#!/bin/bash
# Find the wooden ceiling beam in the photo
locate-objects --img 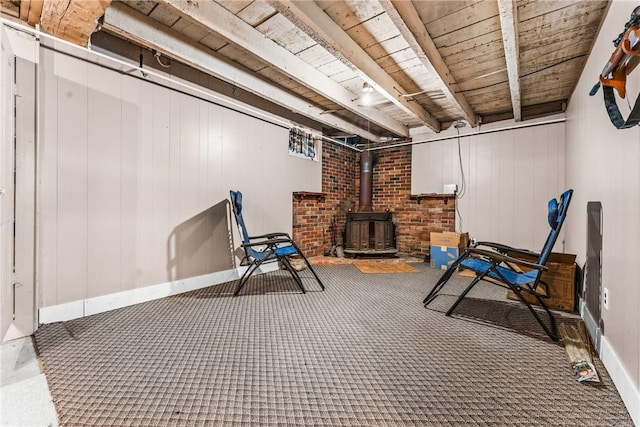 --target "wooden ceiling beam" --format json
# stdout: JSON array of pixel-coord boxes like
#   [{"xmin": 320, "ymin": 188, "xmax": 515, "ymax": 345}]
[
  {"xmin": 102, "ymin": 3, "xmax": 381, "ymax": 142},
  {"xmin": 17, "ymin": 0, "xmax": 42, "ymax": 25},
  {"xmin": 270, "ymin": 0, "xmax": 440, "ymax": 132},
  {"xmin": 1, "ymin": 1, "xmax": 18, "ymax": 19},
  {"xmin": 498, "ymin": 0, "xmax": 522, "ymax": 121},
  {"xmin": 380, "ymin": 0, "xmax": 477, "ymax": 127},
  {"xmin": 157, "ymin": 0, "xmax": 408, "ymax": 137},
  {"xmin": 39, "ymin": 0, "xmax": 111, "ymax": 46}
]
